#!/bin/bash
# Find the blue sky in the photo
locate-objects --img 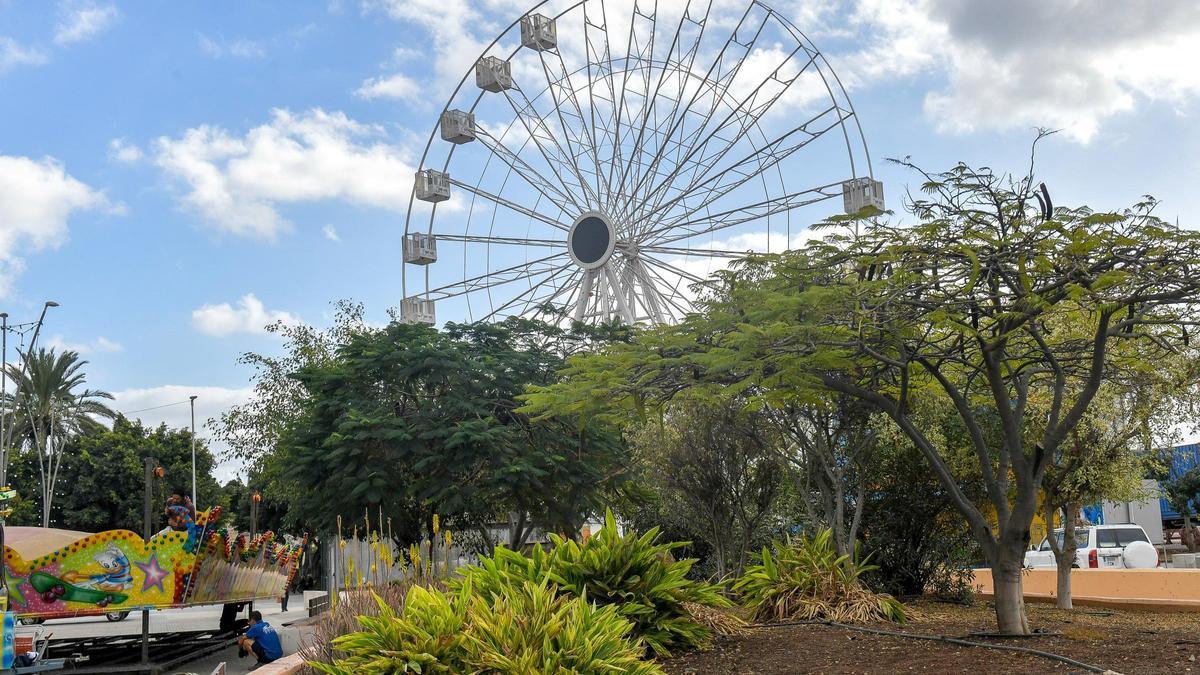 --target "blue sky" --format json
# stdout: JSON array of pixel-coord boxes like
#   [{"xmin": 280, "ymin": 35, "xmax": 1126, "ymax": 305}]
[{"xmin": 3, "ymin": 0, "xmax": 1199, "ymax": 476}]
